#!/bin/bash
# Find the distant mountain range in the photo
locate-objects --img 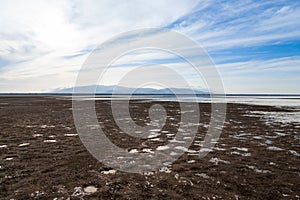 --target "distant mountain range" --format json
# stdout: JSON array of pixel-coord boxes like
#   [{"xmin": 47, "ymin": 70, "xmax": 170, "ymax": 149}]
[{"xmin": 53, "ymin": 85, "xmax": 209, "ymax": 95}]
